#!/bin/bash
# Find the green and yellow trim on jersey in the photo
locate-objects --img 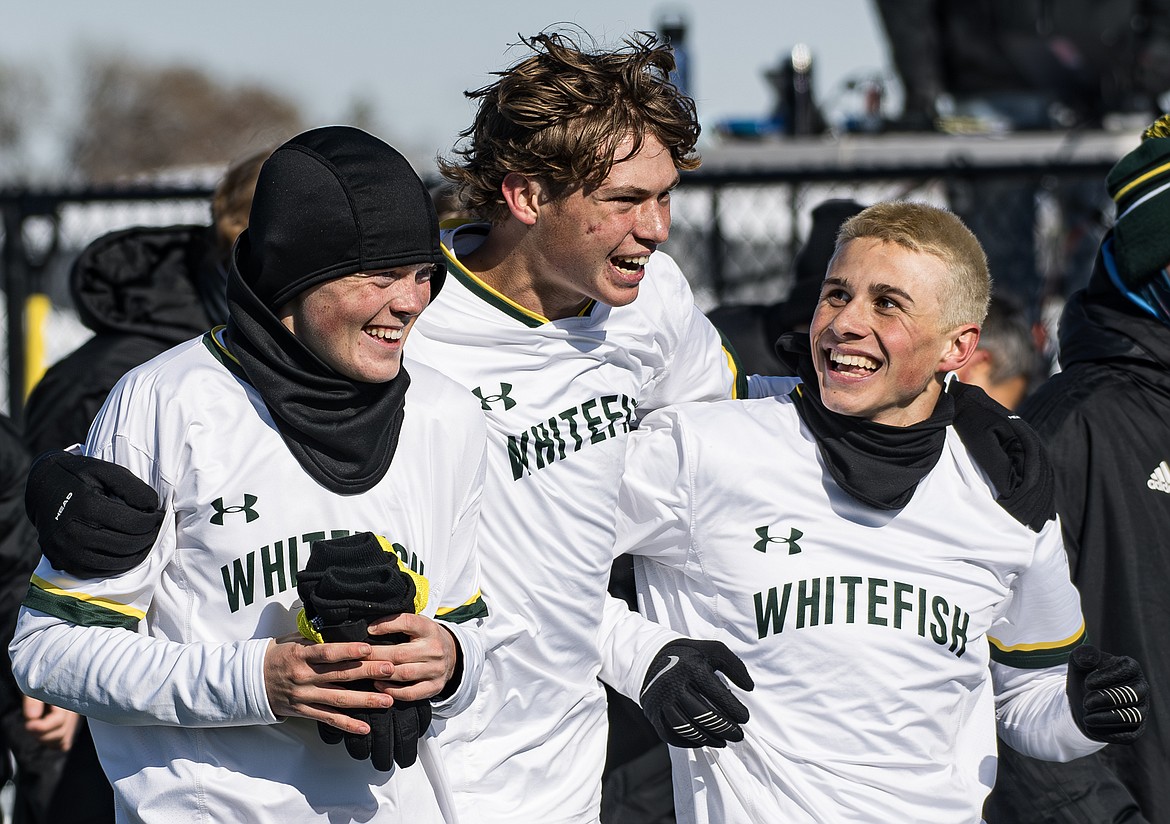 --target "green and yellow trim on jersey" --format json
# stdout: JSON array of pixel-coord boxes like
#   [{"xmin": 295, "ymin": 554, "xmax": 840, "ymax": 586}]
[
  {"xmin": 441, "ymin": 241, "xmax": 595, "ymax": 328},
  {"xmin": 715, "ymin": 329, "xmax": 749, "ymax": 399},
  {"xmin": 201, "ymin": 326, "xmax": 251, "ymax": 383},
  {"xmin": 23, "ymin": 574, "xmax": 144, "ymax": 631},
  {"xmin": 295, "ymin": 534, "xmax": 433, "ymax": 643},
  {"xmin": 988, "ymin": 620, "xmax": 1086, "ymax": 669},
  {"xmin": 436, "ymin": 590, "xmax": 489, "ymax": 624}
]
